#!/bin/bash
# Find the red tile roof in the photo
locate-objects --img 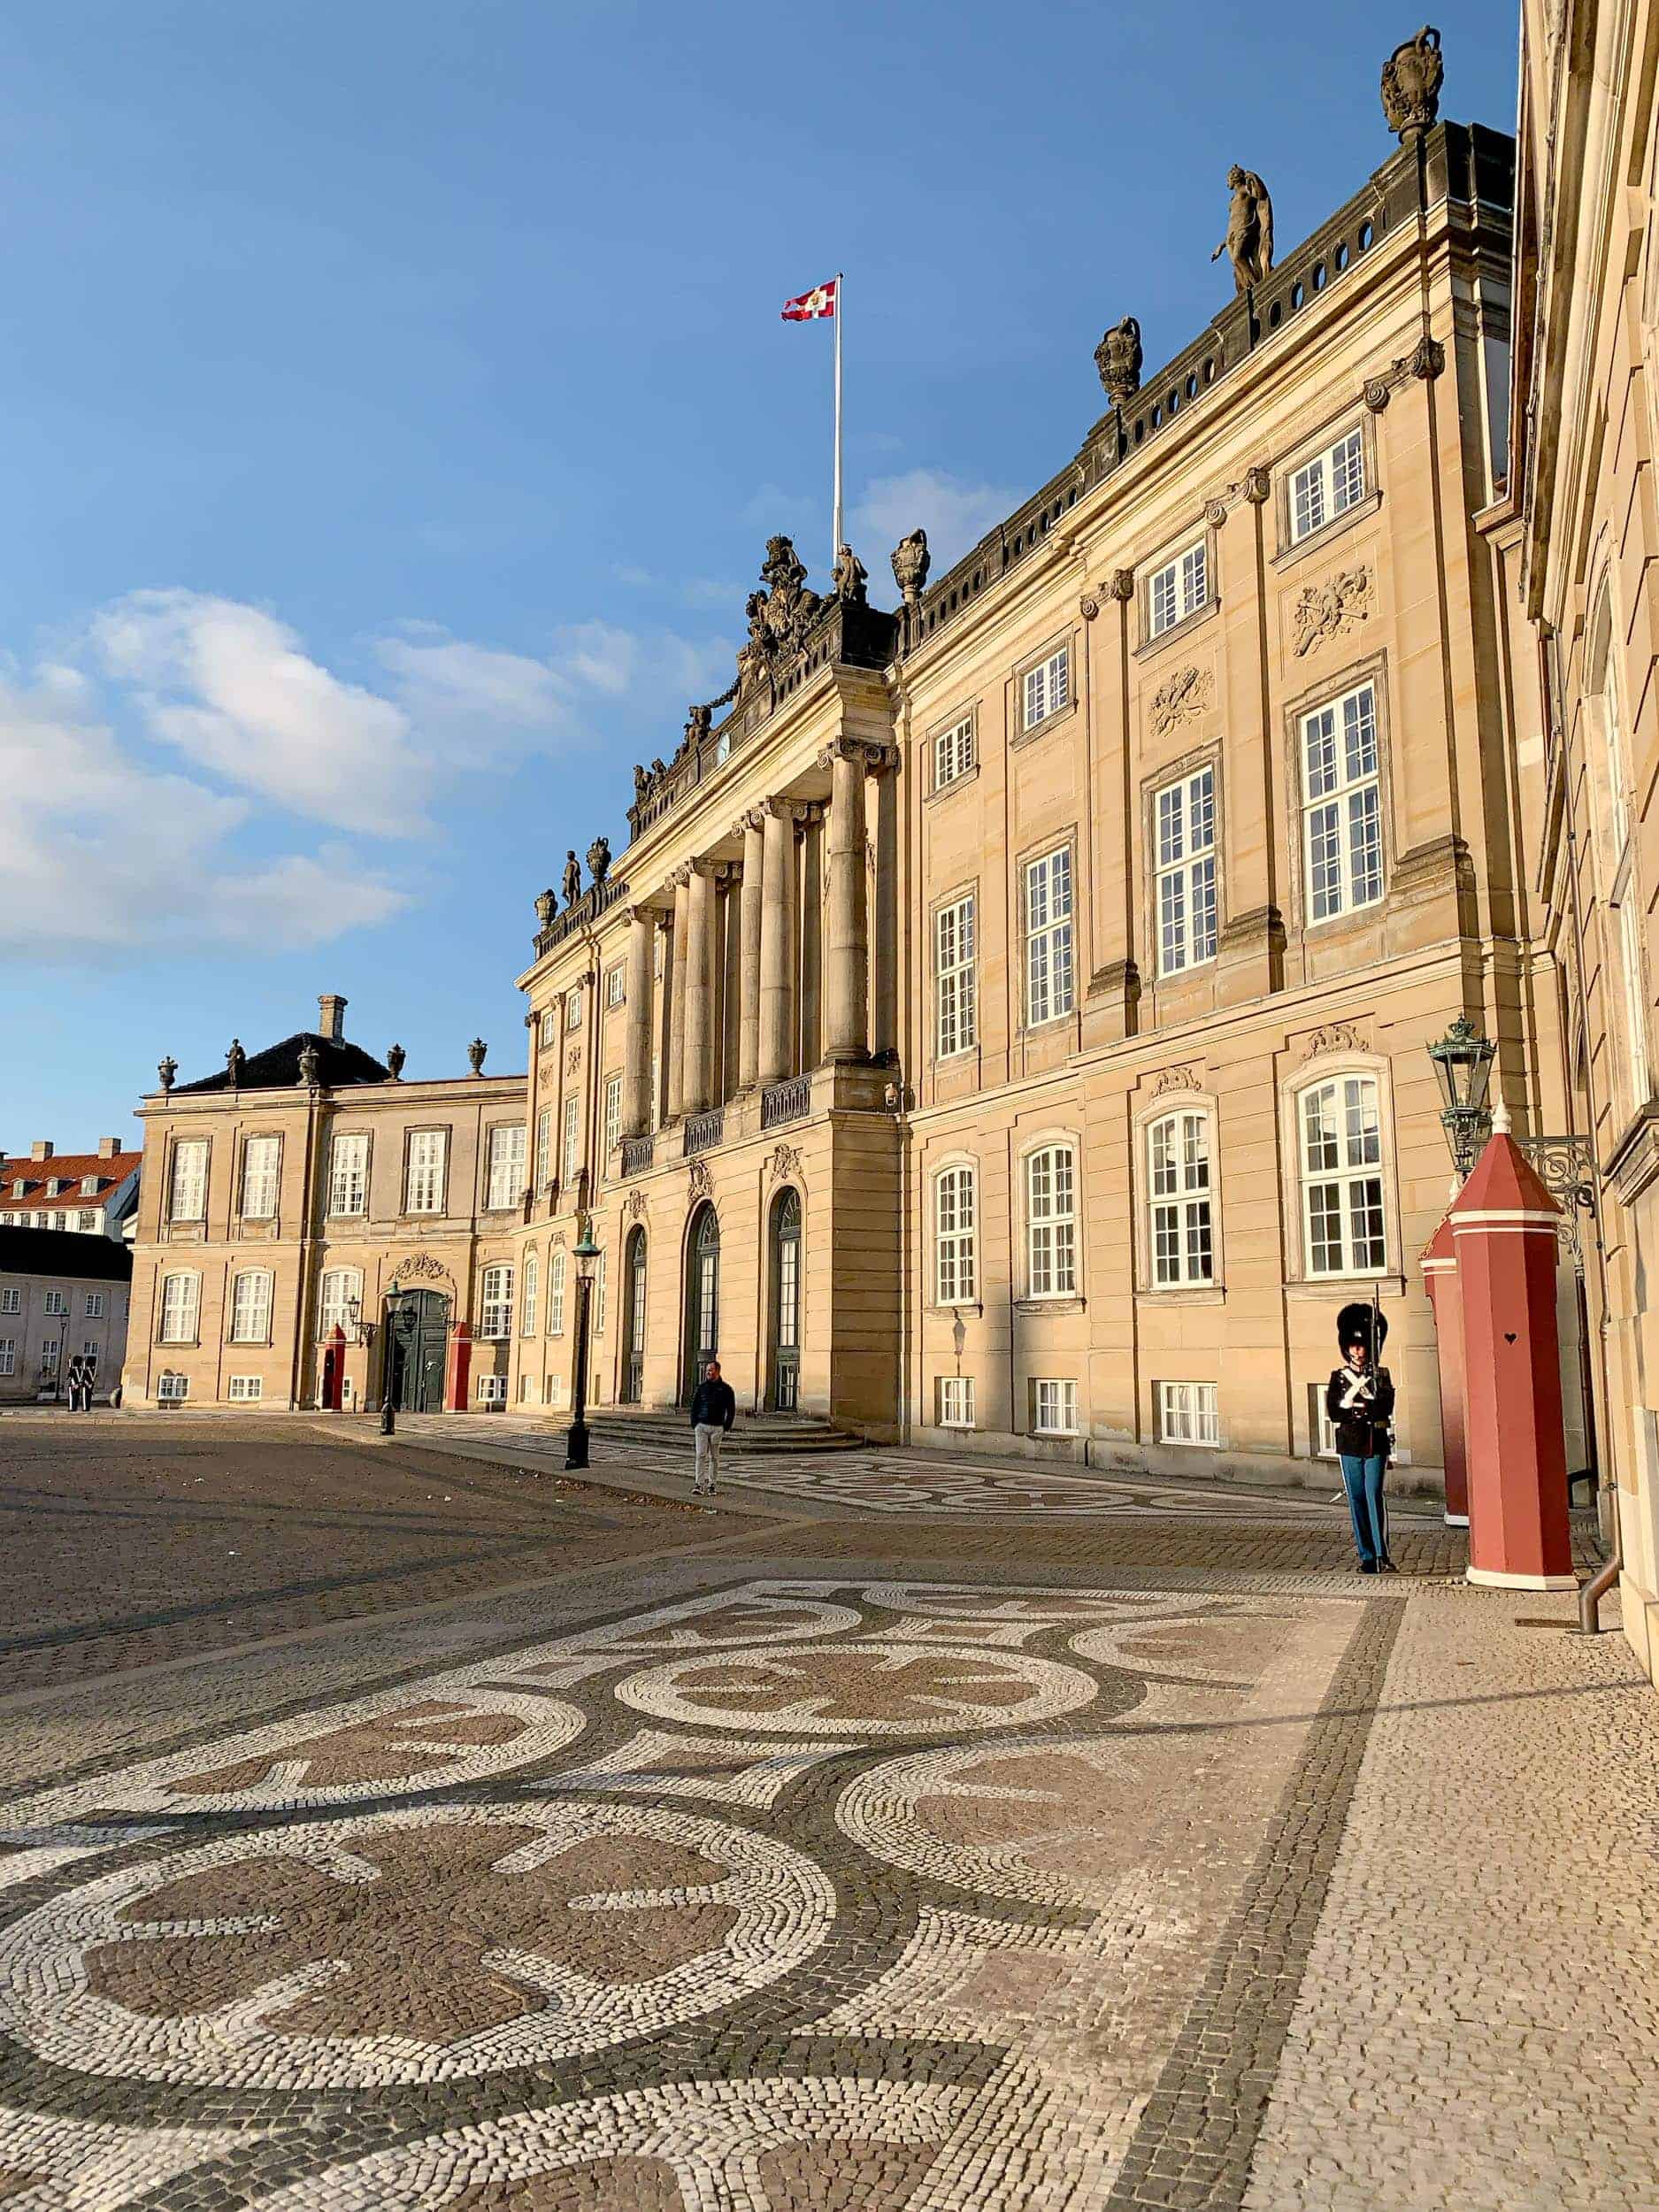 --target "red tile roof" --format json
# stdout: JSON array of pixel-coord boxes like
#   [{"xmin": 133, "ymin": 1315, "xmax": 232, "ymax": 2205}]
[{"xmin": 0, "ymin": 1148, "xmax": 141, "ymax": 1214}]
